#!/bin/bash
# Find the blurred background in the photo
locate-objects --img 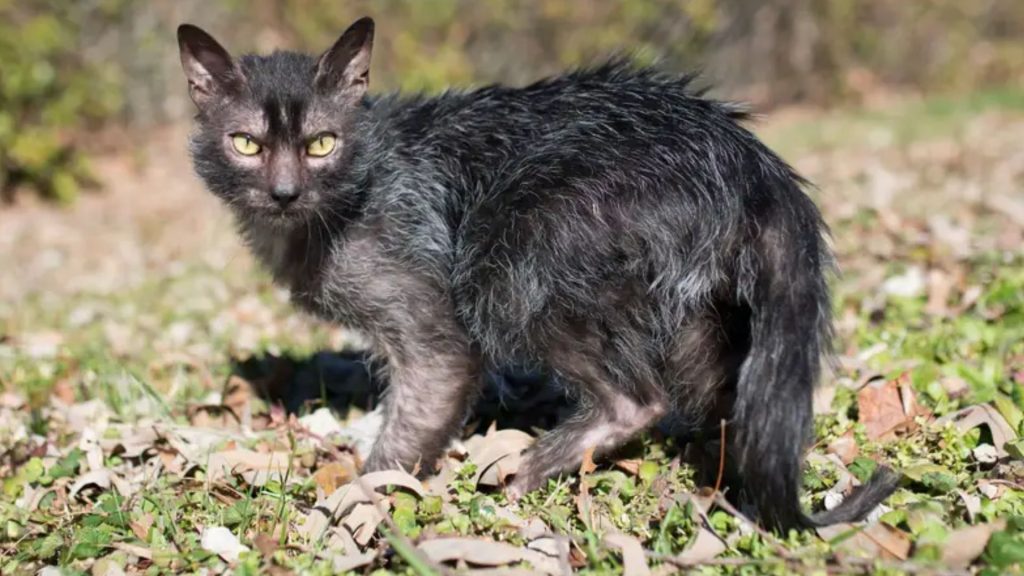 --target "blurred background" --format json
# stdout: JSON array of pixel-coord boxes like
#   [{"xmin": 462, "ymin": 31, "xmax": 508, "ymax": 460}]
[
  {"xmin": 2, "ymin": 0, "xmax": 1023, "ymax": 203},
  {"xmin": 0, "ymin": 1, "xmax": 1021, "ymax": 414}
]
